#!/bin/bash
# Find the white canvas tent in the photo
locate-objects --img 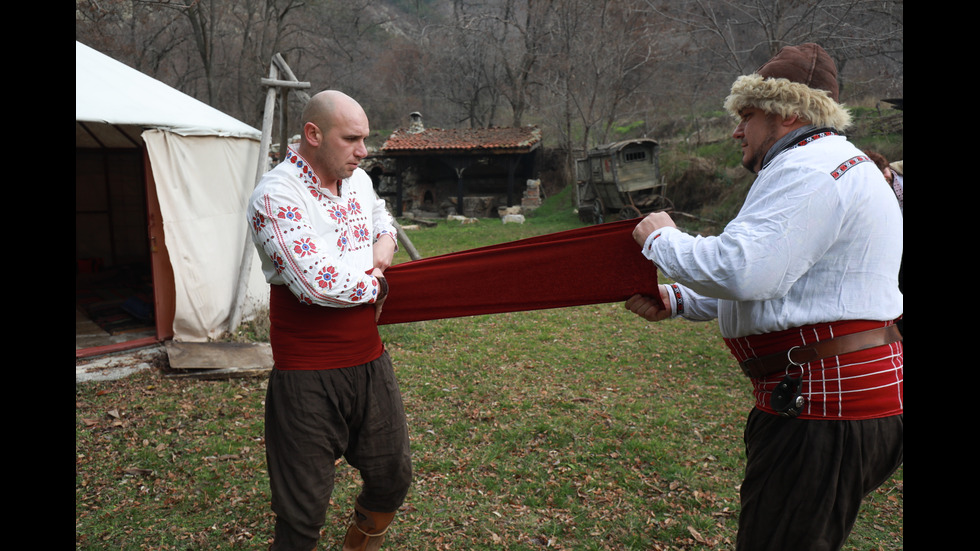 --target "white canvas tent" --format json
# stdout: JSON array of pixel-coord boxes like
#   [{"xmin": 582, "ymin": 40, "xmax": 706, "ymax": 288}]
[{"xmin": 76, "ymin": 41, "xmax": 269, "ymax": 354}]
